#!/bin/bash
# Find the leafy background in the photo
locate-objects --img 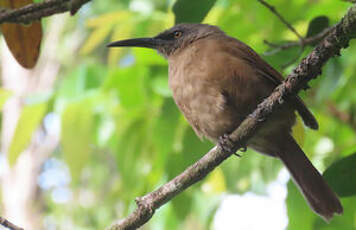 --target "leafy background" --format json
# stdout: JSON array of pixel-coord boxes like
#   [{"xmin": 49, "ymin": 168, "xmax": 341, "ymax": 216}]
[{"xmin": 0, "ymin": 0, "xmax": 356, "ymax": 229}]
